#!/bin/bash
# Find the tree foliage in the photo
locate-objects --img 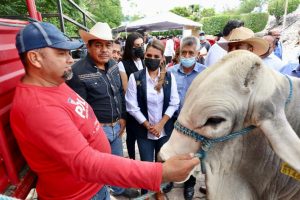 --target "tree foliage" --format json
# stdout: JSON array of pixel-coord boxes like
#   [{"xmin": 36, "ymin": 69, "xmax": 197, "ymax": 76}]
[
  {"xmin": 238, "ymin": 0, "xmax": 266, "ymax": 13},
  {"xmin": 0, "ymin": 0, "xmax": 123, "ymax": 36},
  {"xmin": 201, "ymin": 12, "xmax": 268, "ymax": 35},
  {"xmin": 268, "ymin": 0, "xmax": 300, "ymax": 23},
  {"xmin": 201, "ymin": 8, "xmax": 216, "ymax": 18},
  {"xmin": 85, "ymin": 0, "xmax": 122, "ymax": 28},
  {"xmin": 170, "ymin": 4, "xmax": 203, "ymax": 21},
  {"xmin": 170, "ymin": 6, "xmax": 190, "ymax": 18}
]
